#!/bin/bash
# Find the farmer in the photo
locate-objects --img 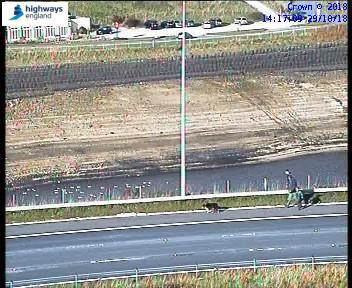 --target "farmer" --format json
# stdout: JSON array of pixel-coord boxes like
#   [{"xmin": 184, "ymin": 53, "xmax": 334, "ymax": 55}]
[{"xmin": 285, "ymin": 169, "xmax": 300, "ymax": 207}]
